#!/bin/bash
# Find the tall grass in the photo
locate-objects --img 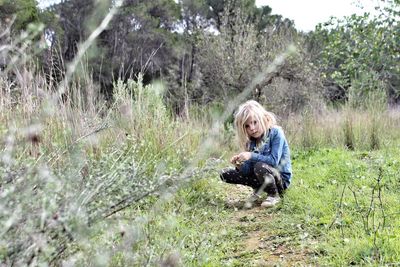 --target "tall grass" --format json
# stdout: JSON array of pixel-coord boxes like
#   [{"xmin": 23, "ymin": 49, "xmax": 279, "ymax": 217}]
[
  {"xmin": 283, "ymin": 76, "xmax": 398, "ymax": 151},
  {"xmin": 284, "ymin": 105, "xmax": 400, "ymax": 151},
  {"xmin": 0, "ymin": 65, "xmax": 213, "ymax": 265}
]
